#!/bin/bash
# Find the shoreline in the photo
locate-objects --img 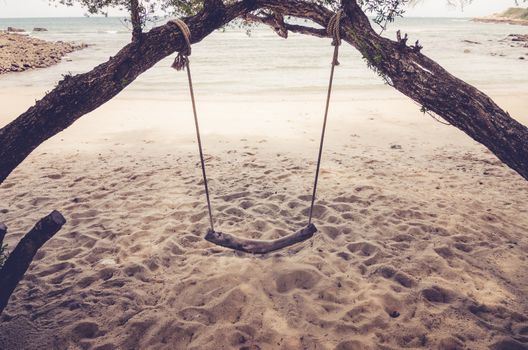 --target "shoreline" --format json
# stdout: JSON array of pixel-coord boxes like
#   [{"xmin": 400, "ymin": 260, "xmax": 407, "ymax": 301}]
[
  {"xmin": 473, "ymin": 7, "xmax": 528, "ymax": 26},
  {"xmin": 0, "ymin": 32, "xmax": 87, "ymax": 74},
  {"xmin": 473, "ymin": 17, "xmax": 528, "ymax": 26}
]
